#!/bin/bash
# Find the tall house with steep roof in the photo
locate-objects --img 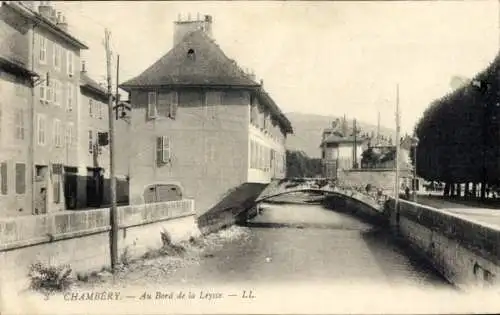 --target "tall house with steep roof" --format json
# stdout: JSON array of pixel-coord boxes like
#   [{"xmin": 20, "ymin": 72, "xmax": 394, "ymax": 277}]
[
  {"xmin": 120, "ymin": 15, "xmax": 293, "ymax": 214},
  {"xmin": 1, "ymin": 1, "xmax": 88, "ymax": 214}
]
